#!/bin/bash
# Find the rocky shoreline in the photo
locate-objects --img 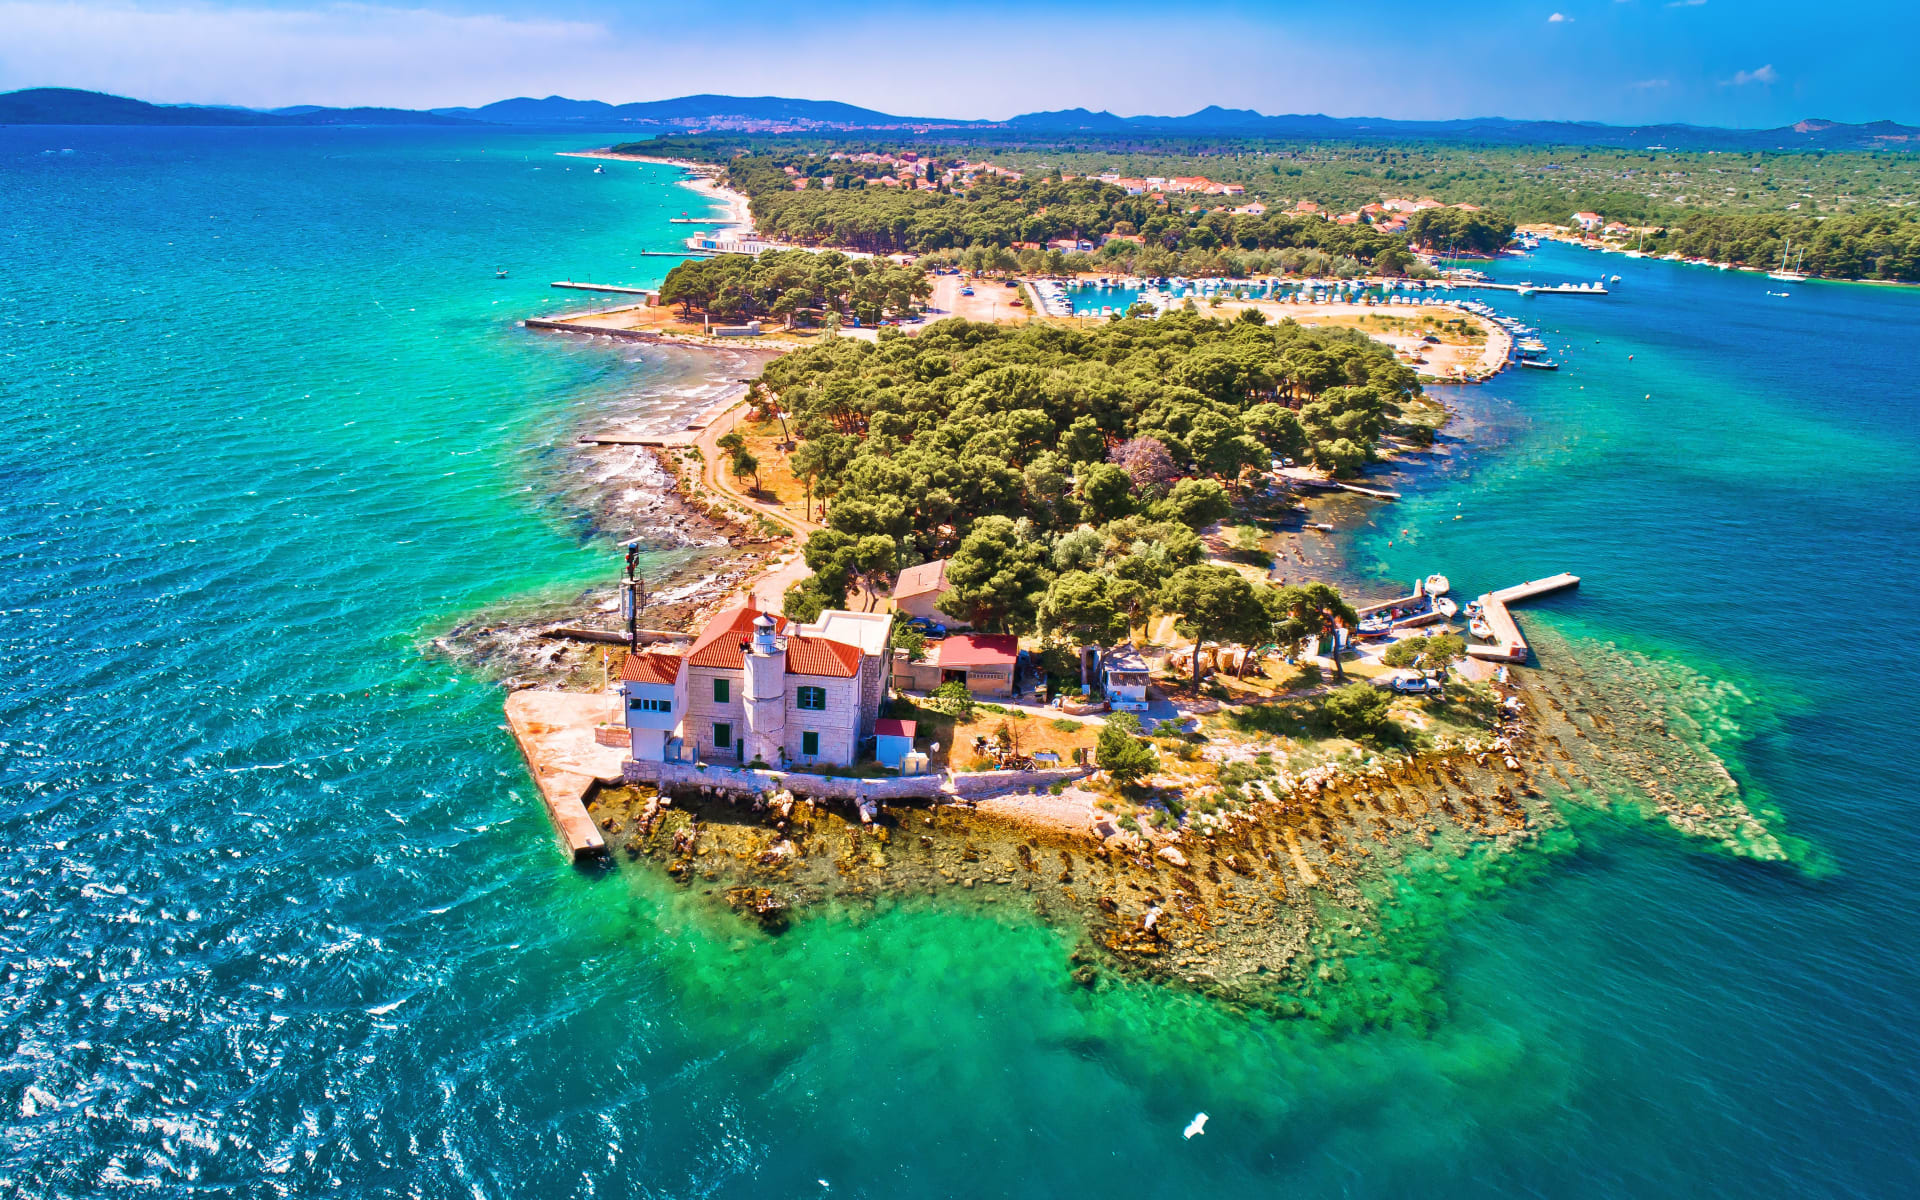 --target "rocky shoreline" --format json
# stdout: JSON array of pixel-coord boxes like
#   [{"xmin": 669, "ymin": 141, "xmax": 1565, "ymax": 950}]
[
  {"xmin": 582, "ymin": 673, "xmax": 1566, "ymax": 1017},
  {"xmin": 573, "ymin": 638, "xmax": 1790, "ymax": 1018},
  {"xmin": 432, "ymin": 356, "xmax": 790, "ymax": 688},
  {"xmin": 457, "ymin": 232, "xmax": 1795, "ymax": 1020}
]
